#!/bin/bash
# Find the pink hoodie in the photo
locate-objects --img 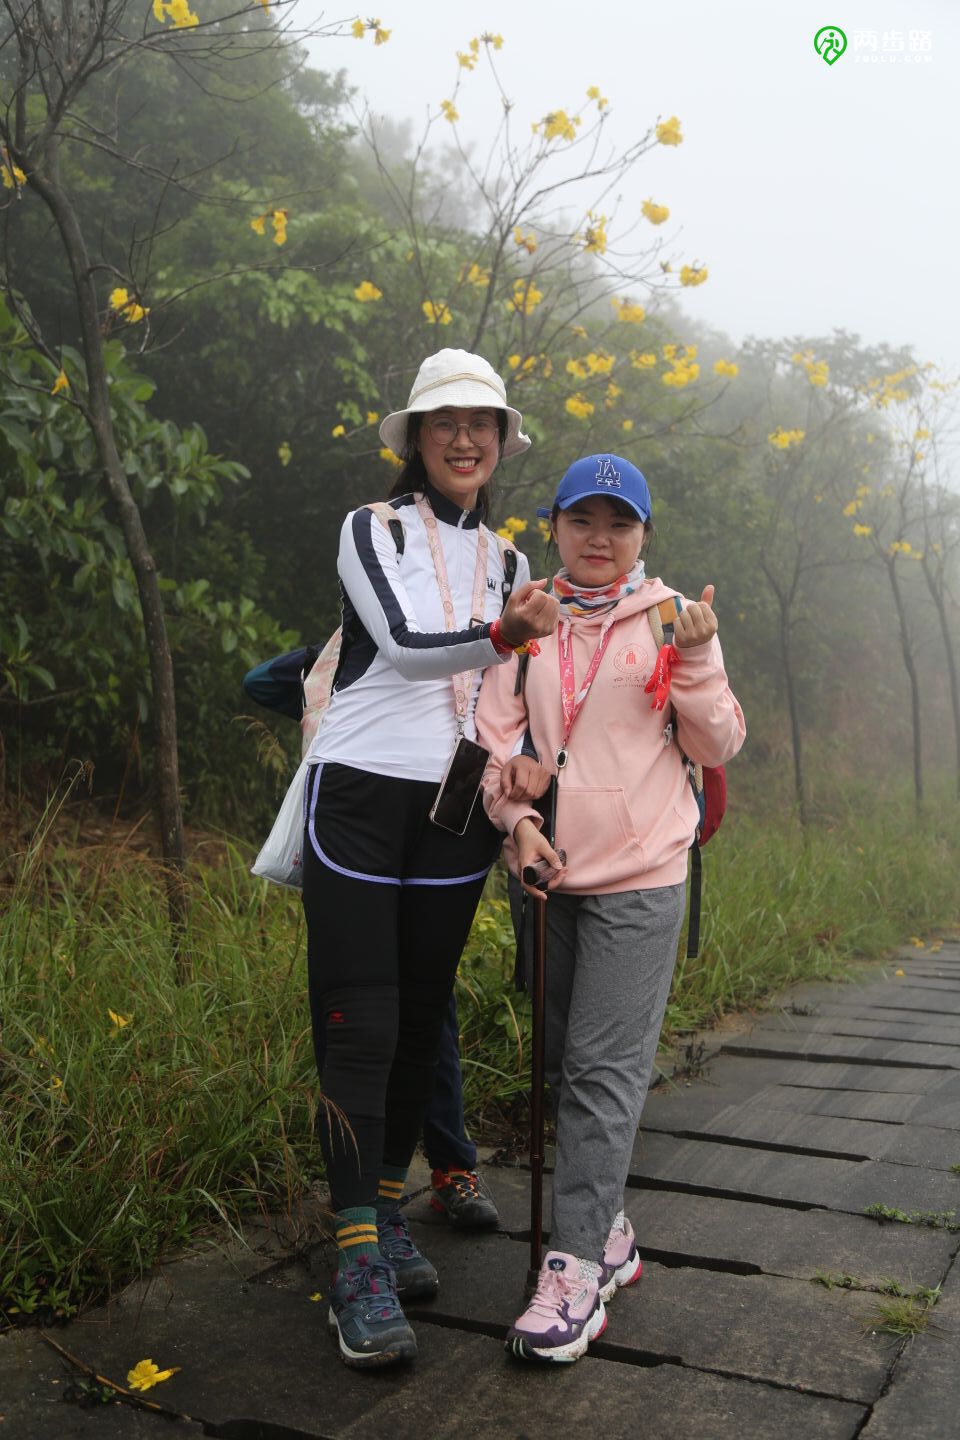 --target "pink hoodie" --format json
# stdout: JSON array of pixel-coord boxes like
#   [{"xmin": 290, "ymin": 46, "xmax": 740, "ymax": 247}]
[{"xmin": 475, "ymin": 578, "xmax": 746, "ymax": 894}]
